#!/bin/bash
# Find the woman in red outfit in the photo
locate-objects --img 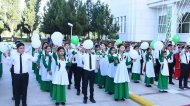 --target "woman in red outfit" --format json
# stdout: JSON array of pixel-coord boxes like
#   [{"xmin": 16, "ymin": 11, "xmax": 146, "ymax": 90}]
[{"xmin": 174, "ymin": 46, "xmax": 181, "ymax": 79}]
